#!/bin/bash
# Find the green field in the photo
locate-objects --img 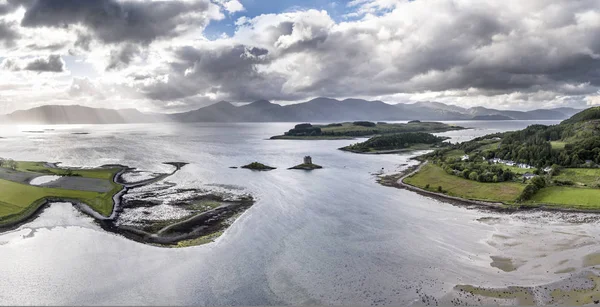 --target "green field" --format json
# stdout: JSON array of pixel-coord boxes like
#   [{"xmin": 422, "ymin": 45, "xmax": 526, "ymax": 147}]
[
  {"xmin": 554, "ymin": 168, "xmax": 600, "ymax": 187},
  {"xmin": 528, "ymin": 186, "xmax": 600, "ymax": 209},
  {"xmin": 15, "ymin": 161, "xmax": 117, "ymax": 179},
  {"xmin": 476, "ymin": 141, "xmax": 501, "ymax": 152},
  {"xmin": 272, "ymin": 121, "xmax": 465, "ymax": 139},
  {"xmin": 444, "ymin": 149, "xmax": 466, "ymax": 159},
  {"xmin": 0, "ymin": 163, "xmax": 123, "ymax": 227},
  {"xmin": 550, "ymin": 141, "xmax": 567, "ymax": 150},
  {"xmin": 404, "ymin": 164, "xmax": 525, "ymax": 202}
]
